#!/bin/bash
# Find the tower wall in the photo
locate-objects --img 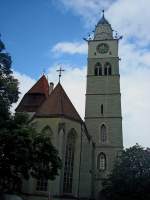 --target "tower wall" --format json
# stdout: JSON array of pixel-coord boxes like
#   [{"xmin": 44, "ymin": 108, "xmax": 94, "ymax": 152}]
[{"xmin": 85, "ymin": 16, "xmax": 123, "ymax": 198}]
